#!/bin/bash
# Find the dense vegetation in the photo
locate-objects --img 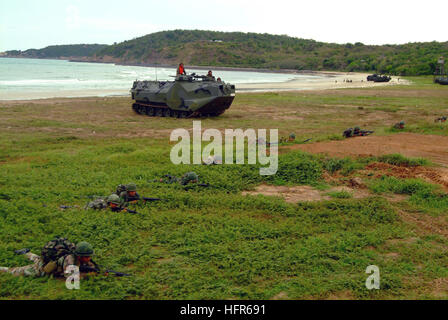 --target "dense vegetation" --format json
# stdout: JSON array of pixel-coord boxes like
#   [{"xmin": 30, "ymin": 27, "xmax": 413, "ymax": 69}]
[
  {"xmin": 4, "ymin": 44, "xmax": 107, "ymax": 59},
  {"xmin": 95, "ymin": 30, "xmax": 448, "ymax": 76},
  {"xmin": 3, "ymin": 30, "xmax": 448, "ymax": 75}
]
